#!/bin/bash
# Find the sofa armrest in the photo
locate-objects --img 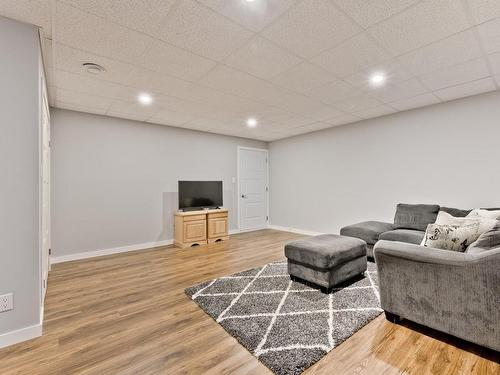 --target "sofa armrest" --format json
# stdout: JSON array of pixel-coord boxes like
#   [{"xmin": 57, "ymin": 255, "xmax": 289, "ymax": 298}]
[{"xmin": 374, "ymin": 240, "xmax": 500, "ymax": 351}]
